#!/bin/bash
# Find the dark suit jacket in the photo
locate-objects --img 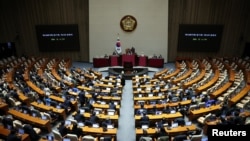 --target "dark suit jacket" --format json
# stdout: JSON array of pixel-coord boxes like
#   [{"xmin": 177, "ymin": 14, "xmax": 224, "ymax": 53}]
[
  {"xmin": 23, "ymin": 124, "xmax": 40, "ymax": 140},
  {"xmin": 7, "ymin": 133, "xmax": 21, "ymax": 141},
  {"xmin": 74, "ymin": 113, "xmax": 85, "ymax": 122}
]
